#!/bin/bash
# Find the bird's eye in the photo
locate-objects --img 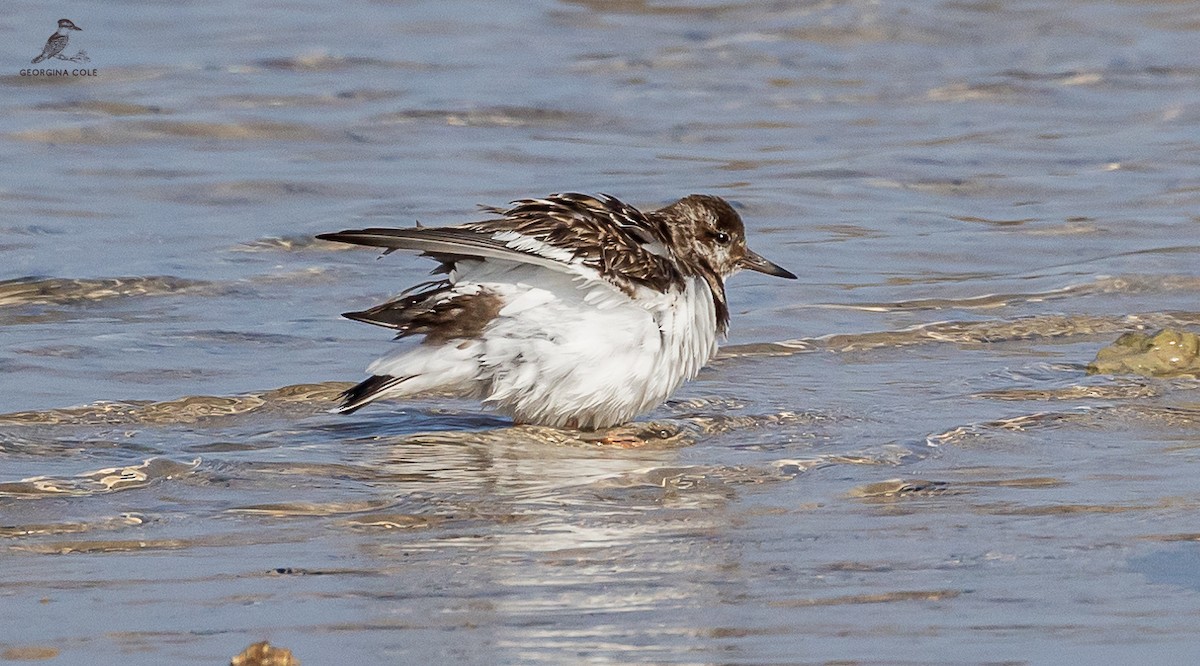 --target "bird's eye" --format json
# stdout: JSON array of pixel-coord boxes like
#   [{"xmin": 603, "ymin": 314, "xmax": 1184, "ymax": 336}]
[{"xmin": 714, "ymin": 232, "xmax": 731, "ymax": 244}]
